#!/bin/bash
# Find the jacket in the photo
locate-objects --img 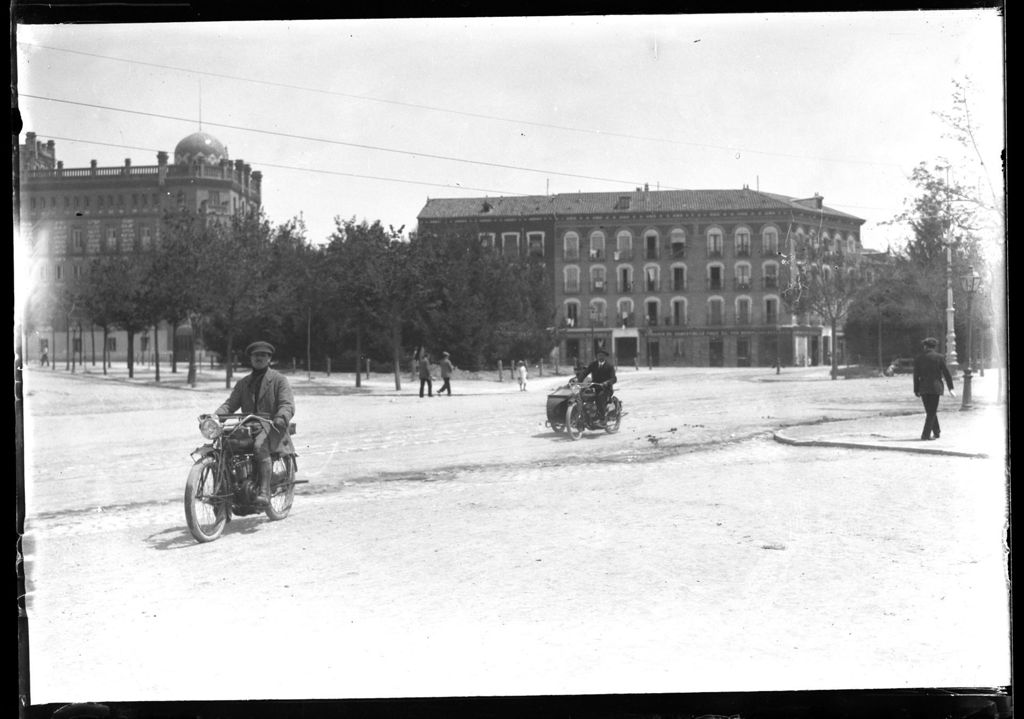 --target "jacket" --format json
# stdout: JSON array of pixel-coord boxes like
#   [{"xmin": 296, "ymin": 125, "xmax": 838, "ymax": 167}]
[
  {"xmin": 418, "ymin": 358, "xmax": 432, "ymax": 380},
  {"xmin": 913, "ymin": 350, "xmax": 954, "ymax": 396},
  {"xmin": 215, "ymin": 368, "xmax": 296, "ymax": 453},
  {"xmin": 579, "ymin": 359, "xmax": 617, "ymax": 386}
]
